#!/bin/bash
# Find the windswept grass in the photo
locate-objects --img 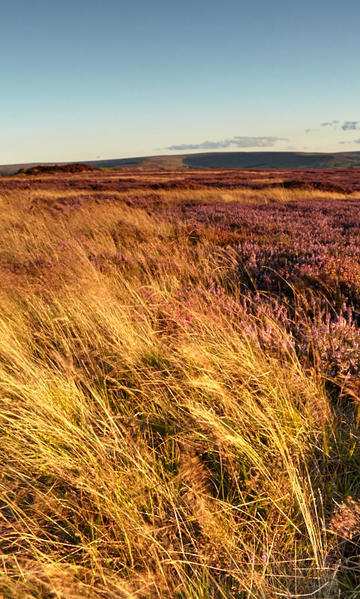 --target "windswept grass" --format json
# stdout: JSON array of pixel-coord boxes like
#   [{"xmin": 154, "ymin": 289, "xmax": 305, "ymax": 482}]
[{"xmin": 1, "ymin": 172, "xmax": 360, "ymax": 597}]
